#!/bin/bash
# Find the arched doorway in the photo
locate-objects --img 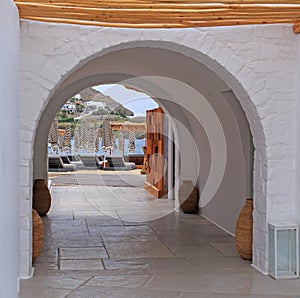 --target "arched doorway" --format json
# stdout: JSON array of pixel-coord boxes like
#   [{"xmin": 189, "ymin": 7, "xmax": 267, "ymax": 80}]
[
  {"xmin": 32, "ymin": 46, "xmax": 257, "ymax": 273},
  {"xmin": 20, "ymin": 22, "xmax": 290, "ymax": 278}
]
